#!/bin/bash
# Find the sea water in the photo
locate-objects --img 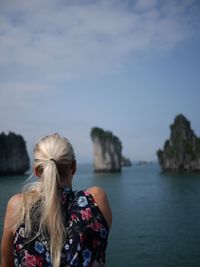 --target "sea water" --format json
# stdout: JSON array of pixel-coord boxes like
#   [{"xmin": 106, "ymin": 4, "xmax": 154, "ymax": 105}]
[{"xmin": 1, "ymin": 163, "xmax": 200, "ymax": 267}]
